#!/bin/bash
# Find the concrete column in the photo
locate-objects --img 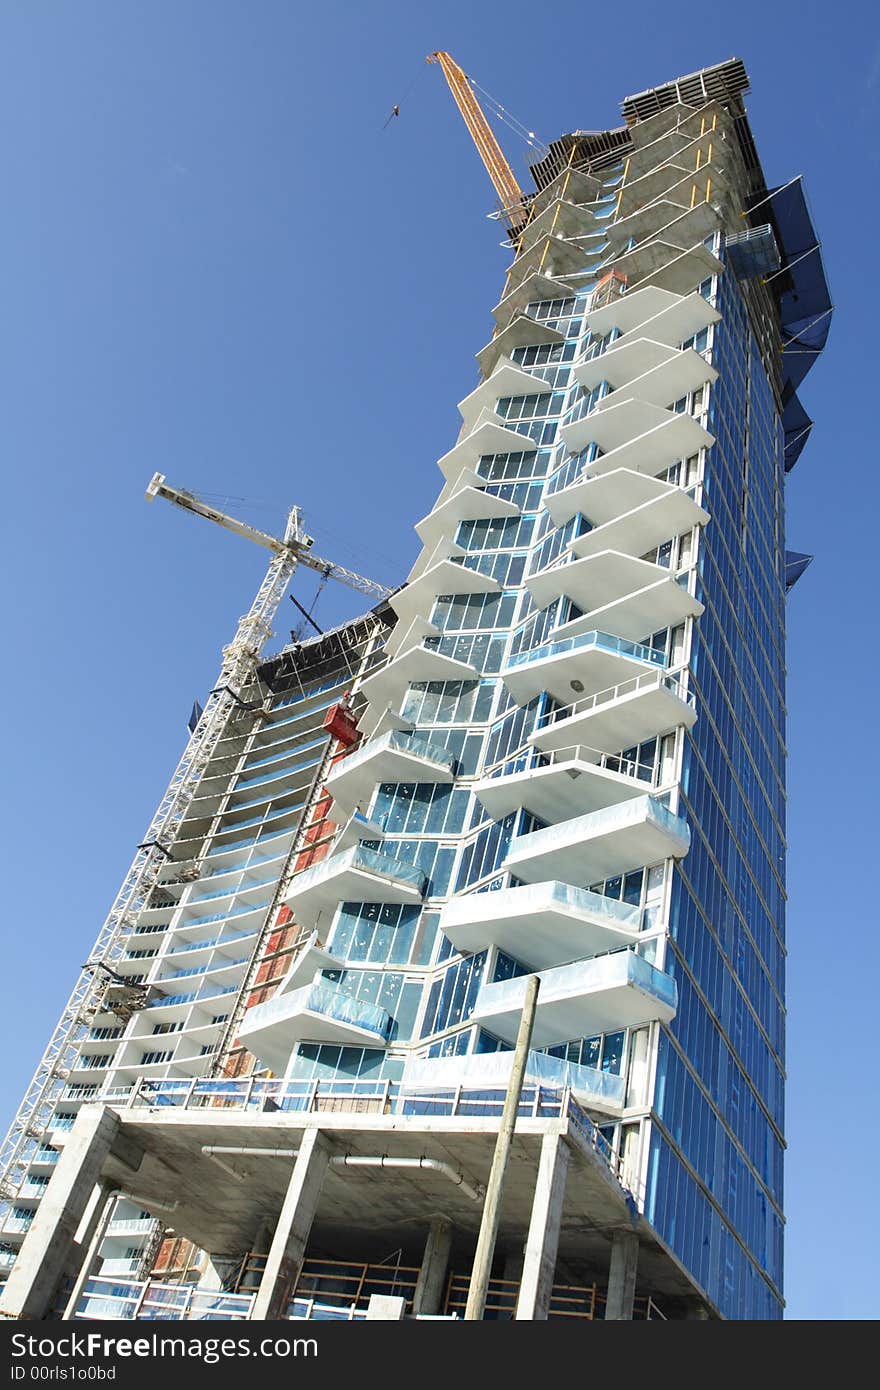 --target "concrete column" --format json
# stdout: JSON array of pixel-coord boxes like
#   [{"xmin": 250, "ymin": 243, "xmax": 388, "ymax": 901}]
[
  {"xmin": 412, "ymin": 1218, "xmax": 452, "ymax": 1316},
  {"xmin": 0, "ymin": 1107, "xmax": 134, "ymax": 1320},
  {"xmin": 605, "ymin": 1229, "xmax": 639, "ymax": 1320},
  {"xmin": 251, "ymin": 1129, "xmax": 330, "ymax": 1320},
  {"xmin": 515, "ymin": 1132, "xmax": 569, "ymax": 1321},
  {"xmin": 61, "ymin": 1182, "xmax": 119, "ymax": 1320}
]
